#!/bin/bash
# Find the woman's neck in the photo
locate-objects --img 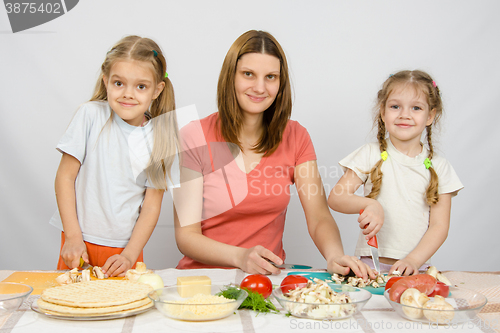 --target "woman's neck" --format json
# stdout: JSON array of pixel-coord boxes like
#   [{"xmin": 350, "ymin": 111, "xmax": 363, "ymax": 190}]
[{"xmin": 239, "ymin": 112, "xmax": 264, "ymax": 149}]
